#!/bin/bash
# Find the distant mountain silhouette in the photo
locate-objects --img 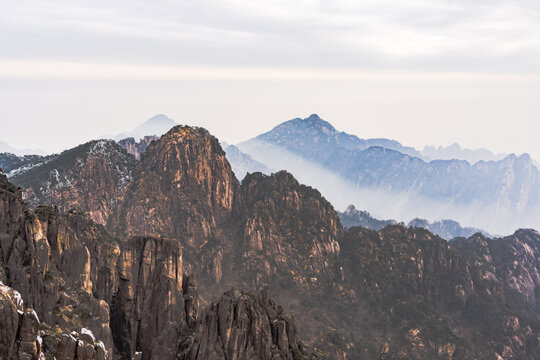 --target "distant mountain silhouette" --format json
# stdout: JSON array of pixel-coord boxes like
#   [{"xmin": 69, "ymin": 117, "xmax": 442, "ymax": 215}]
[
  {"xmin": 221, "ymin": 142, "xmax": 271, "ymax": 180},
  {"xmin": 339, "ymin": 204, "xmax": 491, "ymax": 240},
  {"xmin": 238, "ymin": 114, "xmax": 540, "ymax": 234},
  {"xmin": 421, "ymin": 142, "xmax": 508, "ymax": 164},
  {"xmin": 114, "ymin": 114, "xmax": 177, "ymax": 140},
  {"xmin": 0, "ymin": 140, "xmax": 47, "ymax": 156}
]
